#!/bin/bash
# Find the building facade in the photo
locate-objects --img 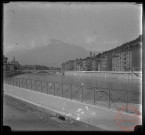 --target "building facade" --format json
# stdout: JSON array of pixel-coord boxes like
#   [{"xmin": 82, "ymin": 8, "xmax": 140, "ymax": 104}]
[
  {"xmin": 82, "ymin": 58, "xmax": 92, "ymax": 71},
  {"xmin": 100, "ymin": 53, "xmax": 112, "ymax": 71},
  {"xmin": 92, "ymin": 59, "xmax": 97, "ymax": 71},
  {"xmin": 3, "ymin": 55, "xmax": 15, "ymax": 71},
  {"xmin": 131, "ymin": 44, "xmax": 142, "ymax": 71},
  {"xmin": 62, "ymin": 35, "xmax": 142, "ymax": 72},
  {"xmin": 112, "ymin": 35, "xmax": 141, "ymax": 71}
]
